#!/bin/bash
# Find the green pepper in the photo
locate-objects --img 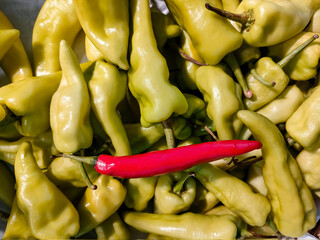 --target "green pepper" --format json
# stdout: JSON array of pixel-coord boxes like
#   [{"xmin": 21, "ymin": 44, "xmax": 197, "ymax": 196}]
[
  {"xmin": 246, "ymin": 160, "xmax": 268, "ymax": 196},
  {"xmin": 87, "ymin": 60, "xmax": 131, "ymax": 156},
  {"xmin": 129, "ymin": 0, "xmax": 188, "ymax": 127},
  {"xmin": 154, "ymin": 172, "xmax": 196, "ymax": 214},
  {"xmin": 165, "ymin": 0, "xmax": 243, "ymax": 66},
  {"xmin": 171, "ymin": 117, "xmax": 193, "ymax": 141},
  {"xmin": 50, "ymin": 40, "xmax": 93, "ymax": 153},
  {"xmin": 0, "ymin": 29, "xmax": 20, "ymax": 61},
  {"xmin": 123, "ymin": 211, "xmax": 239, "ymax": 240},
  {"xmin": 95, "ymin": 212, "xmax": 130, "ymax": 240},
  {"xmin": 306, "ymin": 8, "xmax": 320, "ymax": 33},
  {"xmin": 234, "ymin": 42, "xmax": 261, "ymax": 66},
  {"xmin": 74, "ymin": 0, "xmax": 129, "ymax": 70},
  {"xmin": 0, "ymin": 161, "xmax": 15, "ymax": 207},
  {"xmin": 3, "ymin": 197, "xmax": 35, "ymax": 240},
  {"xmin": 195, "ymin": 65, "xmax": 243, "ymax": 140},
  {"xmin": 15, "ymin": 142, "xmax": 80, "ymax": 239},
  {"xmin": 237, "ymin": 110, "xmax": 317, "ymax": 237},
  {"xmin": 0, "ymin": 123, "xmax": 22, "ymax": 141},
  {"xmin": 76, "ymin": 175, "xmax": 127, "ymax": 237},
  {"xmin": 182, "ymin": 93, "xmax": 207, "ymax": 121}
]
